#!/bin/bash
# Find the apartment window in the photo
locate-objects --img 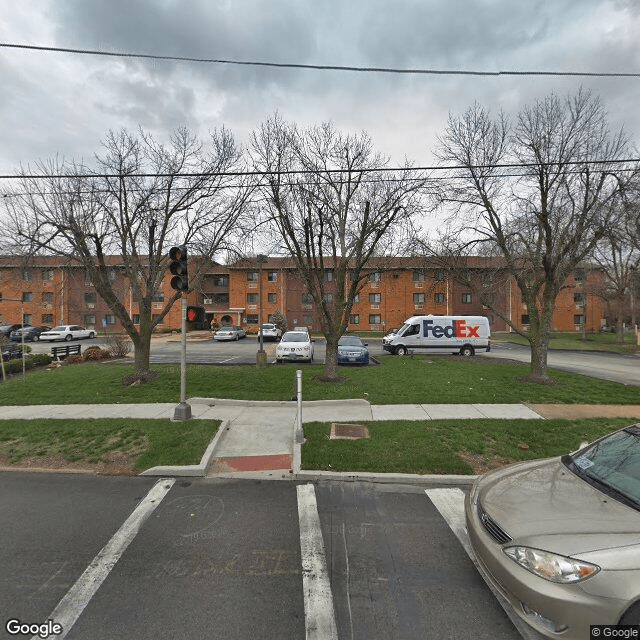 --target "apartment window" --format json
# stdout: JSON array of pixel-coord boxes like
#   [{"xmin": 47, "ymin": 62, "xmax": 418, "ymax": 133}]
[
  {"xmin": 353, "ymin": 294, "xmax": 360, "ymax": 304},
  {"xmin": 104, "ymin": 315, "xmax": 116, "ymax": 325},
  {"xmin": 301, "ymin": 293, "xmax": 314, "ymax": 305},
  {"xmin": 42, "ymin": 292, "xmax": 54, "ymax": 304},
  {"xmin": 84, "ymin": 315, "xmax": 96, "ymax": 325},
  {"xmin": 574, "ymin": 270, "xmax": 586, "ymax": 282},
  {"xmin": 574, "ymin": 314, "xmax": 585, "ymax": 325},
  {"xmin": 369, "ymin": 271, "xmax": 381, "ymax": 283},
  {"xmin": 22, "ymin": 269, "xmax": 33, "ymax": 282},
  {"xmin": 267, "ymin": 293, "xmax": 277, "ymax": 304},
  {"xmin": 247, "ymin": 271, "xmax": 259, "ymax": 282},
  {"xmin": 85, "ymin": 269, "xmax": 93, "ymax": 286},
  {"xmin": 84, "ymin": 292, "xmax": 97, "ymax": 304},
  {"xmin": 214, "ymin": 293, "xmax": 229, "ymax": 304},
  {"xmin": 151, "ymin": 293, "xmax": 165, "ymax": 303},
  {"xmin": 133, "ymin": 314, "xmax": 140, "ymax": 325},
  {"xmin": 435, "ymin": 269, "xmax": 446, "ymax": 282},
  {"xmin": 574, "ymin": 293, "xmax": 585, "ymax": 306},
  {"xmin": 349, "ymin": 314, "xmax": 360, "ymax": 325},
  {"xmin": 521, "ymin": 314, "xmax": 530, "ymax": 325},
  {"xmin": 267, "ymin": 271, "xmax": 278, "ymax": 282},
  {"xmin": 369, "ymin": 314, "xmax": 381, "ymax": 325},
  {"xmin": 245, "ymin": 315, "xmax": 258, "ymax": 324},
  {"xmin": 323, "ymin": 269, "xmax": 334, "ymax": 282},
  {"xmin": 247, "ymin": 293, "xmax": 258, "ymax": 305},
  {"xmin": 434, "ymin": 293, "xmax": 445, "ymax": 304},
  {"xmin": 461, "ymin": 292, "xmax": 472, "ymax": 304},
  {"xmin": 43, "ymin": 269, "xmax": 54, "ymax": 281},
  {"xmin": 412, "ymin": 269, "xmax": 425, "ymax": 282},
  {"xmin": 41, "ymin": 314, "xmax": 53, "ymax": 324},
  {"xmin": 369, "ymin": 293, "xmax": 381, "ymax": 304},
  {"xmin": 303, "ymin": 315, "xmax": 314, "ymax": 325},
  {"xmin": 214, "ymin": 275, "xmax": 229, "ymax": 287},
  {"xmin": 324, "ymin": 293, "xmax": 334, "ymax": 304},
  {"xmin": 23, "ymin": 314, "xmax": 32, "ymax": 325},
  {"xmin": 22, "ymin": 292, "xmax": 33, "ymax": 302},
  {"xmin": 413, "ymin": 293, "xmax": 425, "ymax": 304}
]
